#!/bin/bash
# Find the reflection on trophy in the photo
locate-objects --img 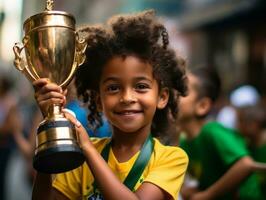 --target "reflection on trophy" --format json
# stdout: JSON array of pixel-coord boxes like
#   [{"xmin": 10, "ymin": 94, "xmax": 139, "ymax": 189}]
[{"xmin": 13, "ymin": 0, "xmax": 87, "ymax": 173}]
